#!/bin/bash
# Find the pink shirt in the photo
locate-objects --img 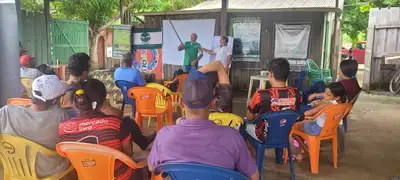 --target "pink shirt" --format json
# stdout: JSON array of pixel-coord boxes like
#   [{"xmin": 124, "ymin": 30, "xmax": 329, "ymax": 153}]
[{"xmin": 148, "ymin": 119, "xmax": 257, "ymax": 177}]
